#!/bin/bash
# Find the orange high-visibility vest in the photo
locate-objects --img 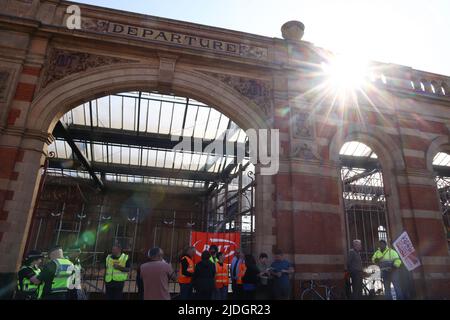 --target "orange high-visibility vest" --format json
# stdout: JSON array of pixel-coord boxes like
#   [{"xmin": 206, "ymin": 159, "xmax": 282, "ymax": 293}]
[
  {"xmin": 215, "ymin": 263, "xmax": 229, "ymax": 289},
  {"xmin": 236, "ymin": 263, "xmax": 247, "ymax": 285},
  {"xmin": 178, "ymin": 256, "xmax": 194, "ymax": 284}
]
